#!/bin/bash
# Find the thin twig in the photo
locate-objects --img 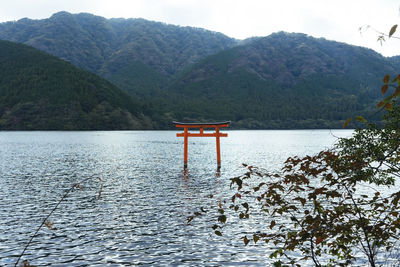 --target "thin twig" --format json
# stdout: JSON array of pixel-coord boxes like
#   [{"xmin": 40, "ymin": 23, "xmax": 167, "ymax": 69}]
[{"xmin": 14, "ymin": 175, "xmax": 98, "ymax": 267}]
